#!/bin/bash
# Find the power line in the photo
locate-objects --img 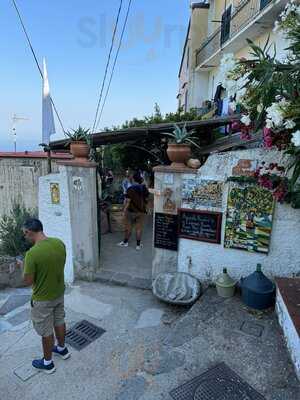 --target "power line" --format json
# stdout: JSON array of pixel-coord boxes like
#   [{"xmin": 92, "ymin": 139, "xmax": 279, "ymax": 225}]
[
  {"xmin": 95, "ymin": 0, "xmax": 133, "ymax": 132},
  {"xmin": 11, "ymin": 0, "xmax": 65, "ymax": 133},
  {"xmin": 91, "ymin": 0, "xmax": 124, "ymax": 134}
]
